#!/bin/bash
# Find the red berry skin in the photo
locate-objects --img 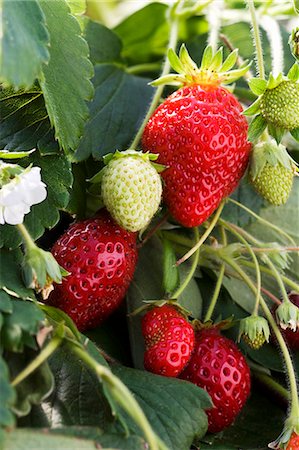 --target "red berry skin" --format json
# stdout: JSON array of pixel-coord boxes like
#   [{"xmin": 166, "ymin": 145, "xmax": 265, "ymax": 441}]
[
  {"xmin": 47, "ymin": 210, "xmax": 138, "ymax": 331},
  {"xmin": 180, "ymin": 328, "xmax": 251, "ymax": 433},
  {"xmin": 273, "ymin": 292, "xmax": 299, "ymax": 350},
  {"xmin": 142, "ymin": 85, "xmax": 251, "ymax": 227},
  {"xmin": 286, "ymin": 432, "xmax": 299, "ymax": 450},
  {"xmin": 142, "ymin": 305, "xmax": 195, "ymax": 377}
]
